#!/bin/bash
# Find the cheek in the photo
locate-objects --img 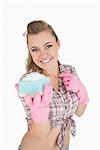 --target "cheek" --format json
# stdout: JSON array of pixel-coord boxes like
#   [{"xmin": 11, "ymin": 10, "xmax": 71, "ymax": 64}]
[
  {"xmin": 30, "ymin": 53, "xmax": 38, "ymax": 60},
  {"xmin": 53, "ymin": 49, "xmax": 58, "ymax": 57}
]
